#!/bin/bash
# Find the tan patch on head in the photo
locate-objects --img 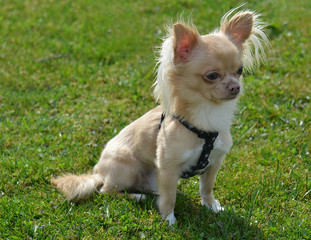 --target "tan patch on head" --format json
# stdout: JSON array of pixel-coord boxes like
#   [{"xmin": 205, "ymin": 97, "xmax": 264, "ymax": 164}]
[{"xmin": 196, "ymin": 34, "xmax": 242, "ymax": 74}]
